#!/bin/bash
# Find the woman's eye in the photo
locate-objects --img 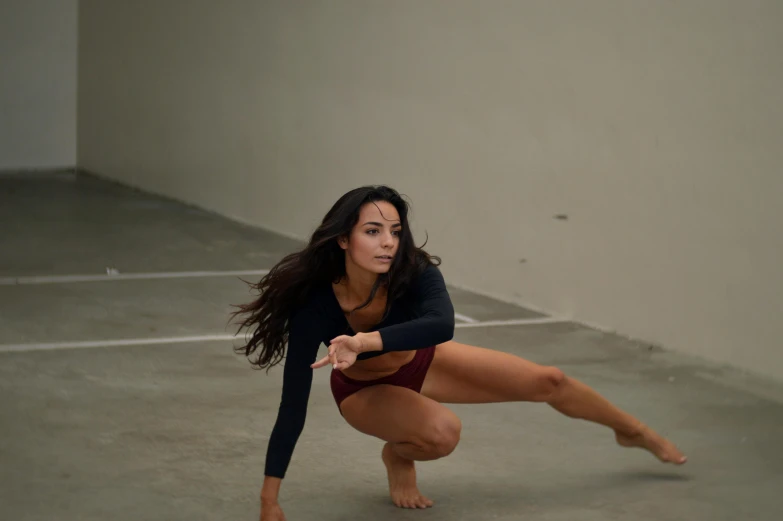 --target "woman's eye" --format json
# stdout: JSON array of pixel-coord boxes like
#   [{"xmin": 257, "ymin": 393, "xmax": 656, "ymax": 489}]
[{"xmin": 366, "ymin": 229, "xmax": 401, "ymax": 236}]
